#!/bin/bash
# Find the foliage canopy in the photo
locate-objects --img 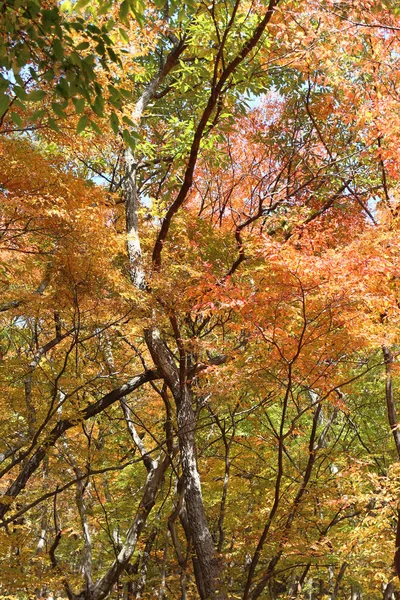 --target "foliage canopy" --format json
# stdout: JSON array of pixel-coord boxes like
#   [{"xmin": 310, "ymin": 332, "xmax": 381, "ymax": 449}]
[{"xmin": 2, "ymin": 1, "xmax": 400, "ymax": 599}]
